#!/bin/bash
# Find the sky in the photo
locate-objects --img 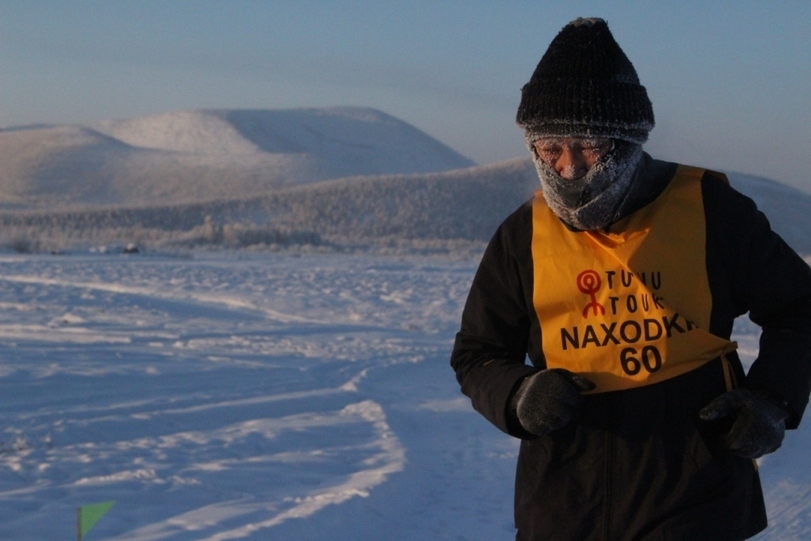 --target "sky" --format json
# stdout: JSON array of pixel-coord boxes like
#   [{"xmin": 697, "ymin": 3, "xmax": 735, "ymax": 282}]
[{"xmin": 1, "ymin": 1, "xmax": 810, "ymax": 192}]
